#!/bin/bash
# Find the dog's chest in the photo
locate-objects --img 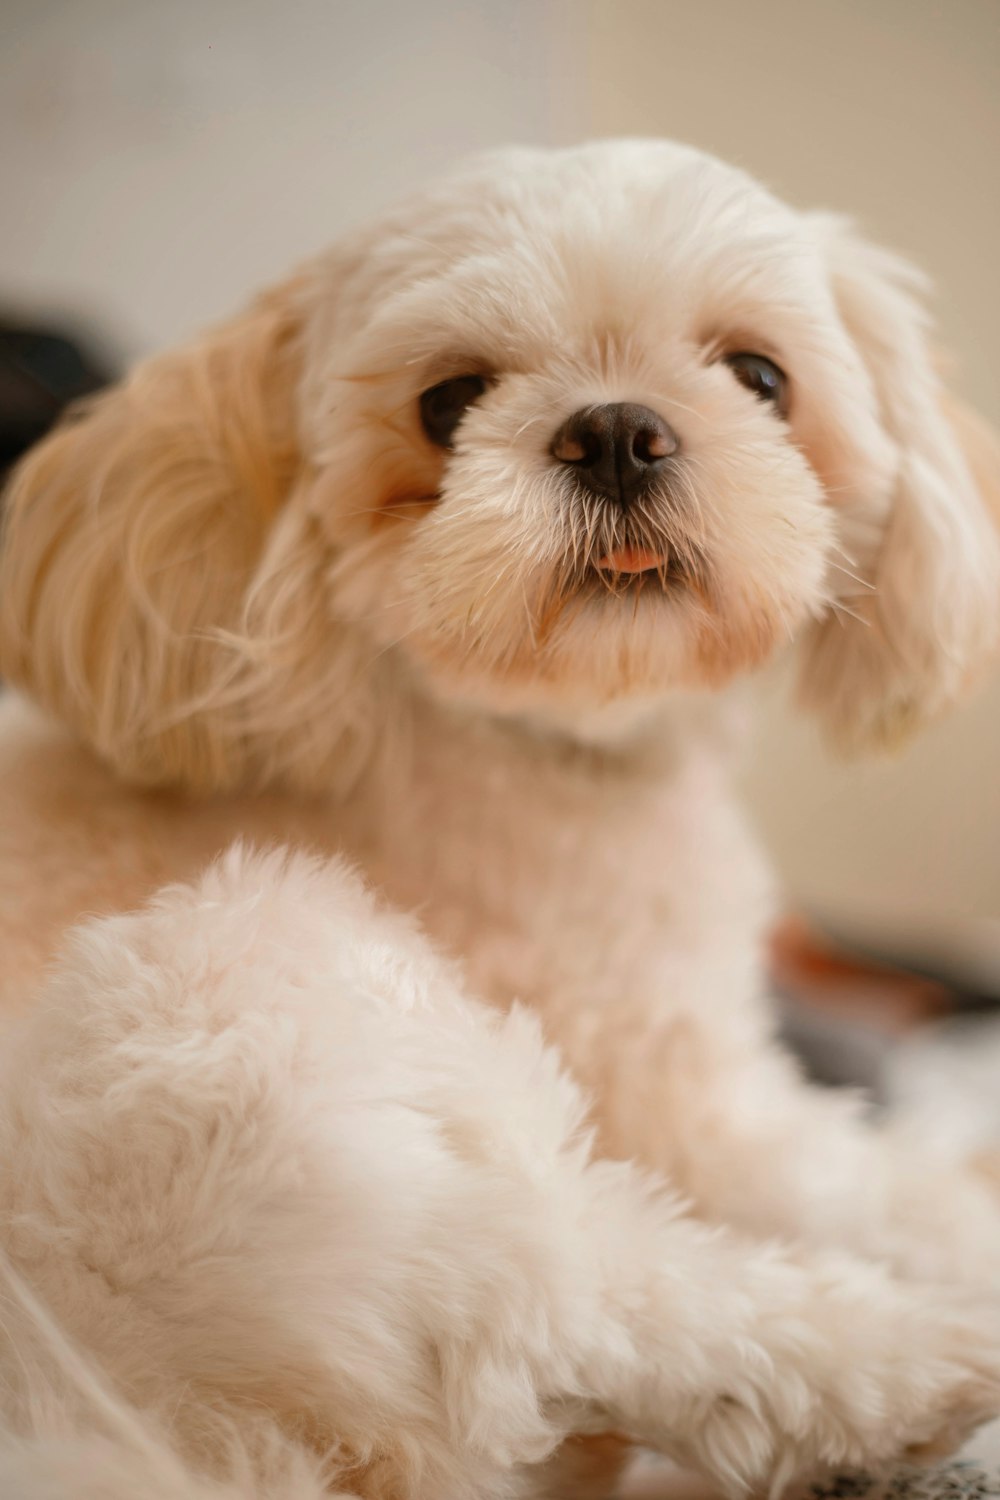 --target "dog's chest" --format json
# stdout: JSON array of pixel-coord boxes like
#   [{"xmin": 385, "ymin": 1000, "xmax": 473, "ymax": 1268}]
[{"xmin": 338, "ymin": 727, "xmax": 774, "ymax": 1027}]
